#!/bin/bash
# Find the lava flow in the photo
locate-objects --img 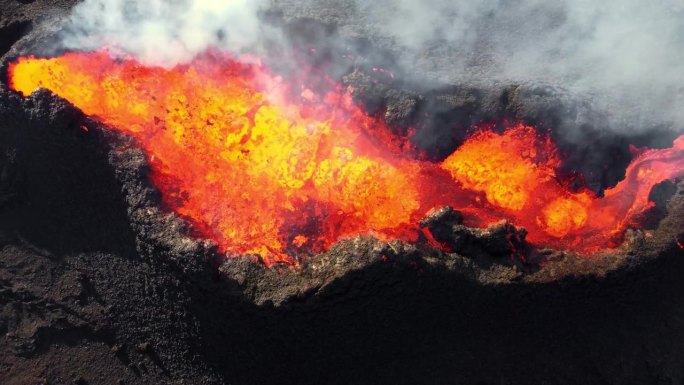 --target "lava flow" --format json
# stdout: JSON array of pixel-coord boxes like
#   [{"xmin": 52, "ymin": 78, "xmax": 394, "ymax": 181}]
[{"xmin": 8, "ymin": 51, "xmax": 684, "ymax": 265}]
